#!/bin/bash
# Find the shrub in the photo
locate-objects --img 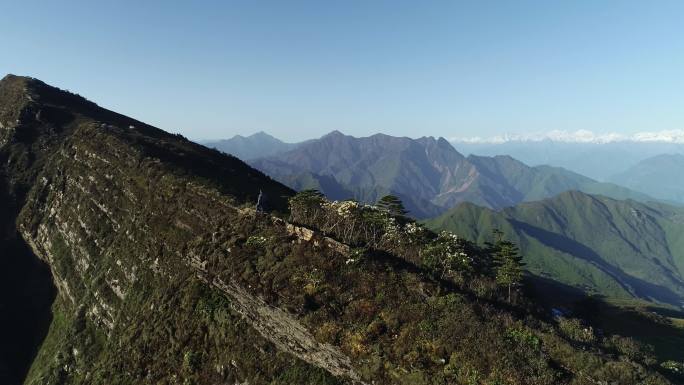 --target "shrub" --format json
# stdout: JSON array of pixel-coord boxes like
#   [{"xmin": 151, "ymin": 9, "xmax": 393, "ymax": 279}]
[
  {"xmin": 506, "ymin": 328, "xmax": 542, "ymax": 351},
  {"xmin": 558, "ymin": 317, "xmax": 595, "ymax": 344},
  {"xmin": 345, "ymin": 331, "xmax": 369, "ymax": 357},
  {"xmin": 421, "ymin": 231, "xmax": 474, "ymax": 281},
  {"xmin": 605, "ymin": 335, "xmax": 655, "ymax": 364},
  {"xmin": 182, "ymin": 350, "xmax": 200, "ymax": 373},
  {"xmin": 315, "ymin": 321, "xmax": 342, "ymax": 344},
  {"xmin": 245, "ymin": 235, "xmax": 267, "ymax": 248},
  {"xmin": 299, "ymin": 268, "xmax": 324, "ymax": 295}
]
